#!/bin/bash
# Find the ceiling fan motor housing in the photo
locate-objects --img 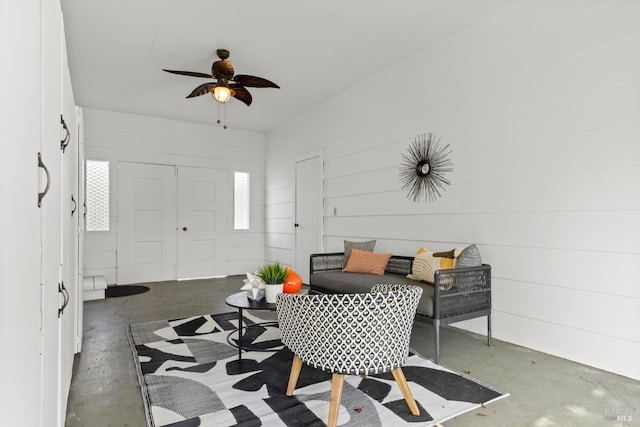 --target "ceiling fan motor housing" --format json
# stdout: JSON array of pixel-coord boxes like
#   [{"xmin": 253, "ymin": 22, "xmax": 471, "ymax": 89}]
[{"xmin": 212, "ymin": 60, "xmax": 234, "ymax": 80}]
